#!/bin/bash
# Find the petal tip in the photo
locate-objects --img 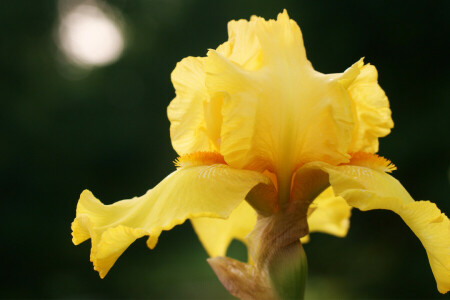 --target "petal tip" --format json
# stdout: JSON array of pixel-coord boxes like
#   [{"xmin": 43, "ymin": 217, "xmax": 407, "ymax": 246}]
[
  {"xmin": 279, "ymin": 9, "xmax": 289, "ymax": 18},
  {"xmin": 80, "ymin": 189, "xmax": 94, "ymax": 199}
]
